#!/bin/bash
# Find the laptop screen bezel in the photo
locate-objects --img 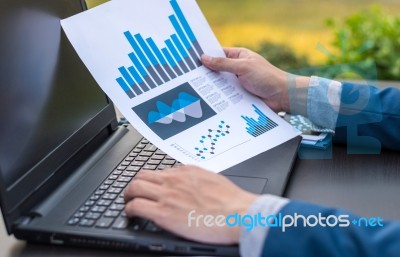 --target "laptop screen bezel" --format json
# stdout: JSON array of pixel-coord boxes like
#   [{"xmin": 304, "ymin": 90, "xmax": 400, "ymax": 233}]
[{"xmin": 0, "ymin": 0, "xmax": 119, "ymax": 234}]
